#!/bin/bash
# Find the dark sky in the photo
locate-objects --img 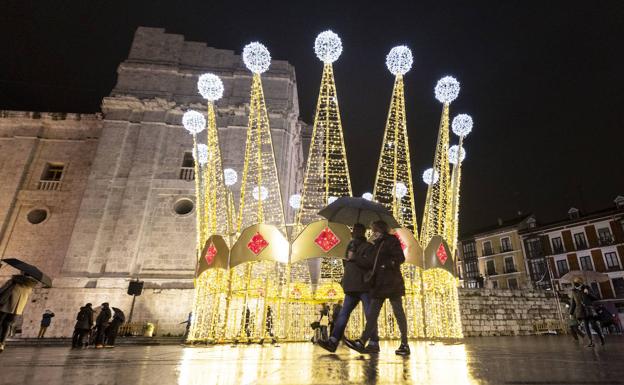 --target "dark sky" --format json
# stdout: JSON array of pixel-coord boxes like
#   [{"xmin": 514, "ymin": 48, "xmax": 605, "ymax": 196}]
[{"xmin": 2, "ymin": 0, "xmax": 623, "ymax": 234}]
